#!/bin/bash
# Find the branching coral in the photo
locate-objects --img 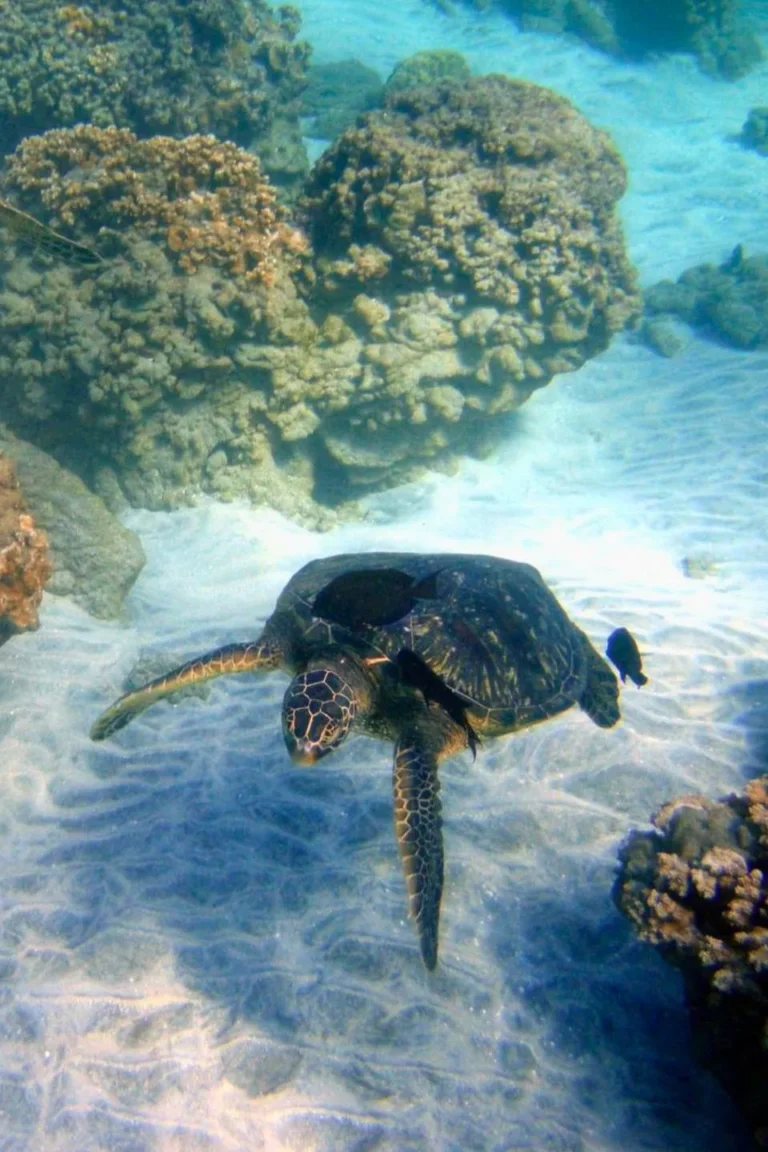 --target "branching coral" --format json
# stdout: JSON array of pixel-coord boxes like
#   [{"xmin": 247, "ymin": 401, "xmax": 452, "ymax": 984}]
[
  {"xmin": 4, "ymin": 126, "xmax": 309, "ymax": 285},
  {"xmin": 0, "ymin": 0, "xmax": 310, "ymax": 192},
  {"xmin": 614, "ymin": 778, "xmax": 768, "ymax": 1147},
  {"xmin": 0, "ymin": 453, "xmax": 52, "ymax": 645}
]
